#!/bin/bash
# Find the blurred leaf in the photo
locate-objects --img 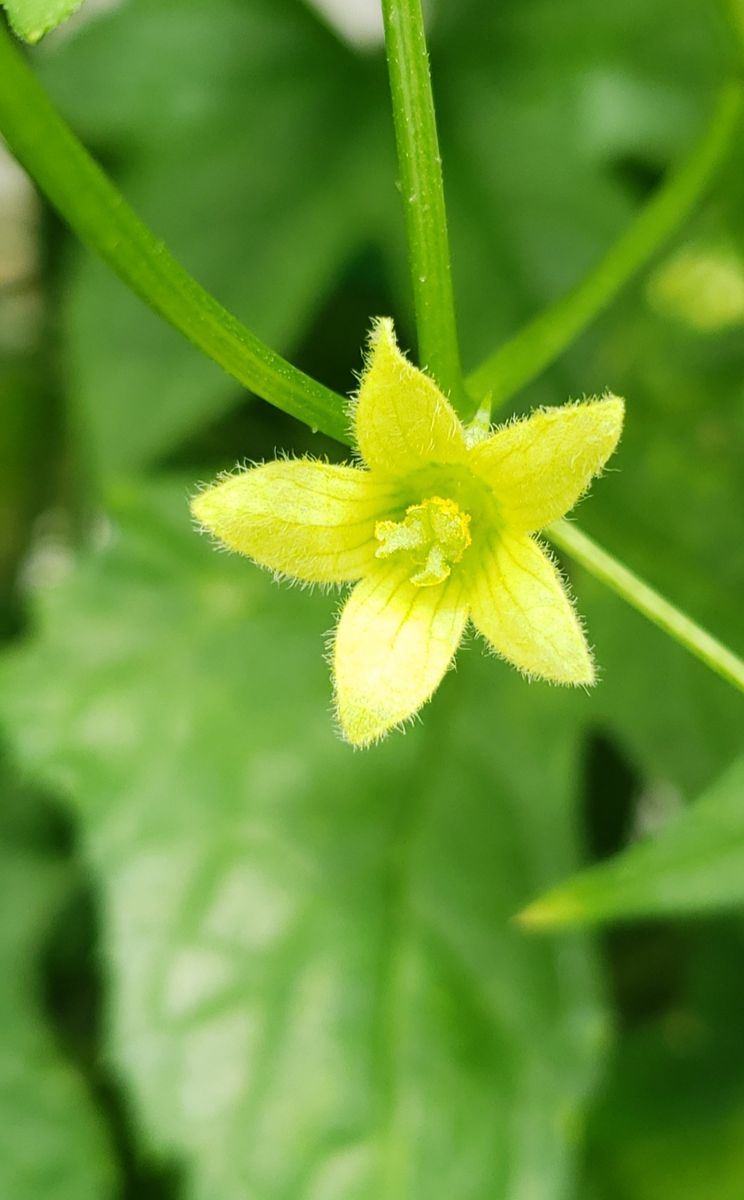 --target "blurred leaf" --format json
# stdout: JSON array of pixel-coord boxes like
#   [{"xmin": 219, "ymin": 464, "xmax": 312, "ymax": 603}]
[
  {"xmin": 583, "ymin": 923, "xmax": 744, "ymax": 1200},
  {"xmin": 0, "ymin": 837, "xmax": 115, "ymax": 1198},
  {"xmin": 647, "ymin": 239, "xmax": 744, "ymax": 332},
  {"xmin": 0, "ymin": 480, "xmax": 604, "ymax": 1200},
  {"xmin": 574, "ymin": 576, "xmax": 744, "ymax": 796},
  {"xmin": 36, "ymin": 0, "xmax": 386, "ymax": 471},
  {"xmin": 520, "ymin": 755, "xmax": 744, "ymax": 927},
  {"xmin": 431, "ymin": 0, "xmax": 730, "ymax": 370},
  {"xmin": 2, "ymin": 0, "xmax": 84, "ymax": 43},
  {"xmin": 727, "ymin": 0, "xmax": 744, "ymax": 54},
  {"xmin": 617, "ymin": 260, "xmax": 744, "ymax": 570},
  {"xmin": 0, "ymin": 354, "xmax": 56, "ymax": 636}
]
